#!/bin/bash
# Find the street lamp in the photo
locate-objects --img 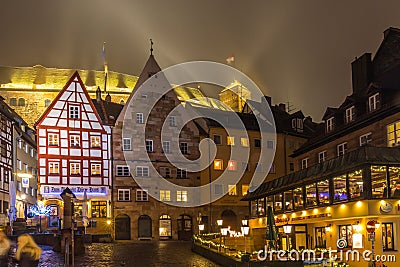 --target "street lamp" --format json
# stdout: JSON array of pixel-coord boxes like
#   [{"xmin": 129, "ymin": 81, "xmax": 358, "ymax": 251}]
[
  {"xmin": 217, "ymin": 219, "xmax": 223, "ymax": 252},
  {"xmin": 220, "ymin": 227, "xmax": 229, "ymax": 253},
  {"xmin": 198, "ymin": 224, "xmax": 205, "ymax": 234},
  {"xmin": 241, "ymin": 223, "xmax": 250, "ymax": 254},
  {"xmin": 21, "ymin": 194, "xmax": 27, "ymax": 220},
  {"xmin": 283, "ymin": 223, "xmax": 292, "ymax": 250}
]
